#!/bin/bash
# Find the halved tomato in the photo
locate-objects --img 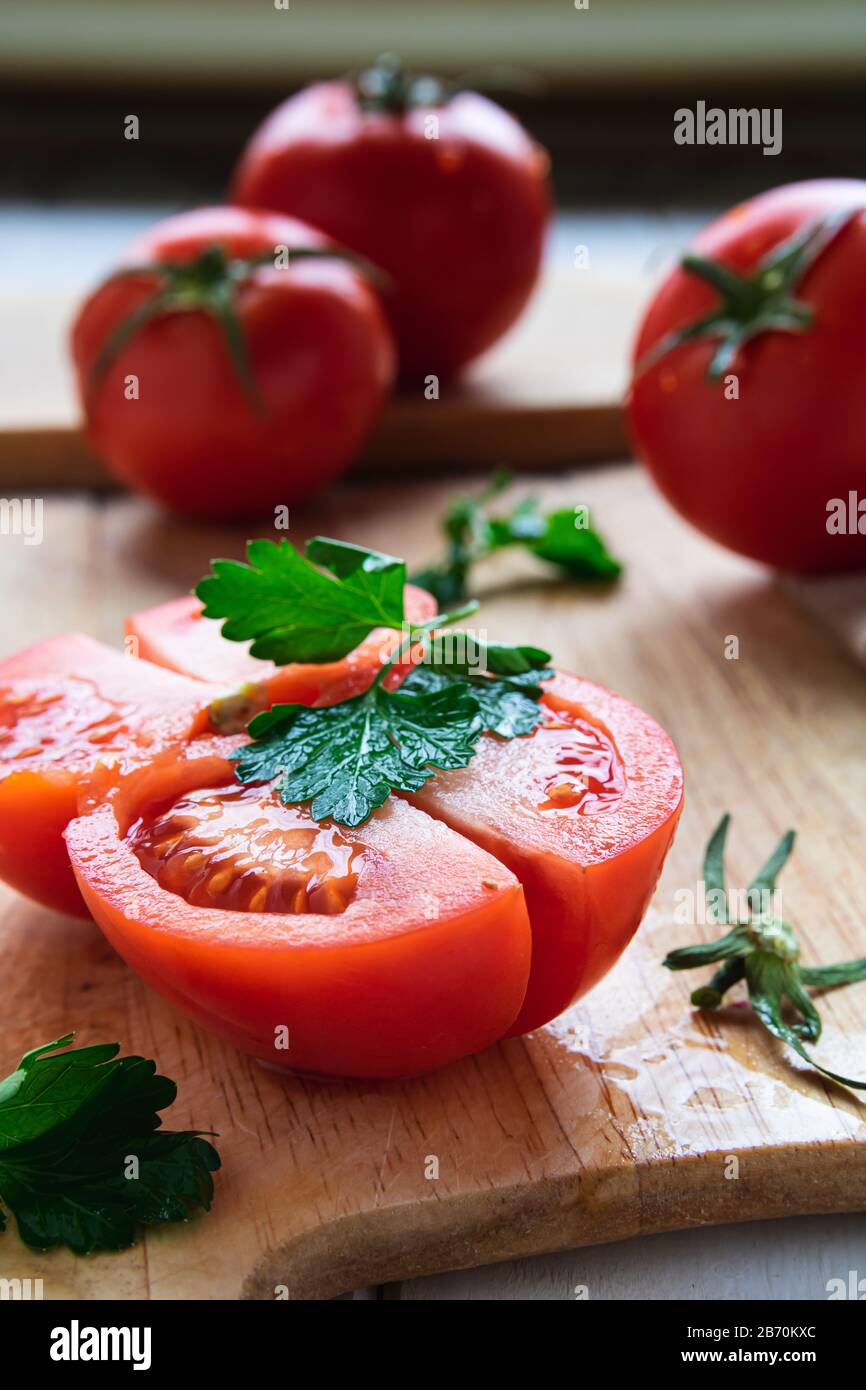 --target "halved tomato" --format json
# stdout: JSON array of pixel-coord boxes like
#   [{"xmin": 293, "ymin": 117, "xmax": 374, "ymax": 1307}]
[
  {"xmin": 65, "ymin": 738, "xmax": 532, "ymax": 1079},
  {"xmin": 125, "ymin": 581, "xmax": 437, "ymax": 706},
  {"xmin": 0, "ymin": 635, "xmax": 219, "ymax": 915},
  {"xmin": 119, "ymin": 606, "xmax": 684, "ymax": 1038},
  {"xmin": 410, "ymin": 671, "xmax": 683, "ymax": 1034}
]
